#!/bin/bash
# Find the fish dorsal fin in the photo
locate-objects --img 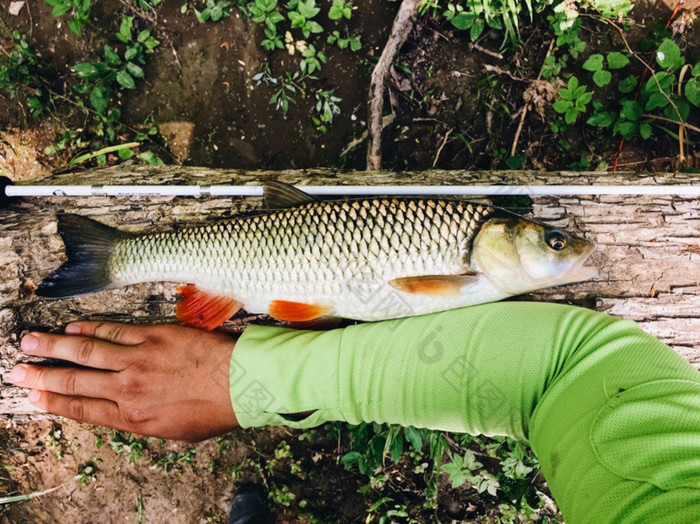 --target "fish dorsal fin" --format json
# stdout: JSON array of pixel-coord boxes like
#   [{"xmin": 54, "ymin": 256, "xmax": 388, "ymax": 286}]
[
  {"xmin": 263, "ymin": 181, "xmax": 317, "ymax": 209},
  {"xmin": 176, "ymin": 285, "xmax": 243, "ymax": 331},
  {"xmin": 389, "ymin": 273, "xmax": 478, "ymax": 297}
]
